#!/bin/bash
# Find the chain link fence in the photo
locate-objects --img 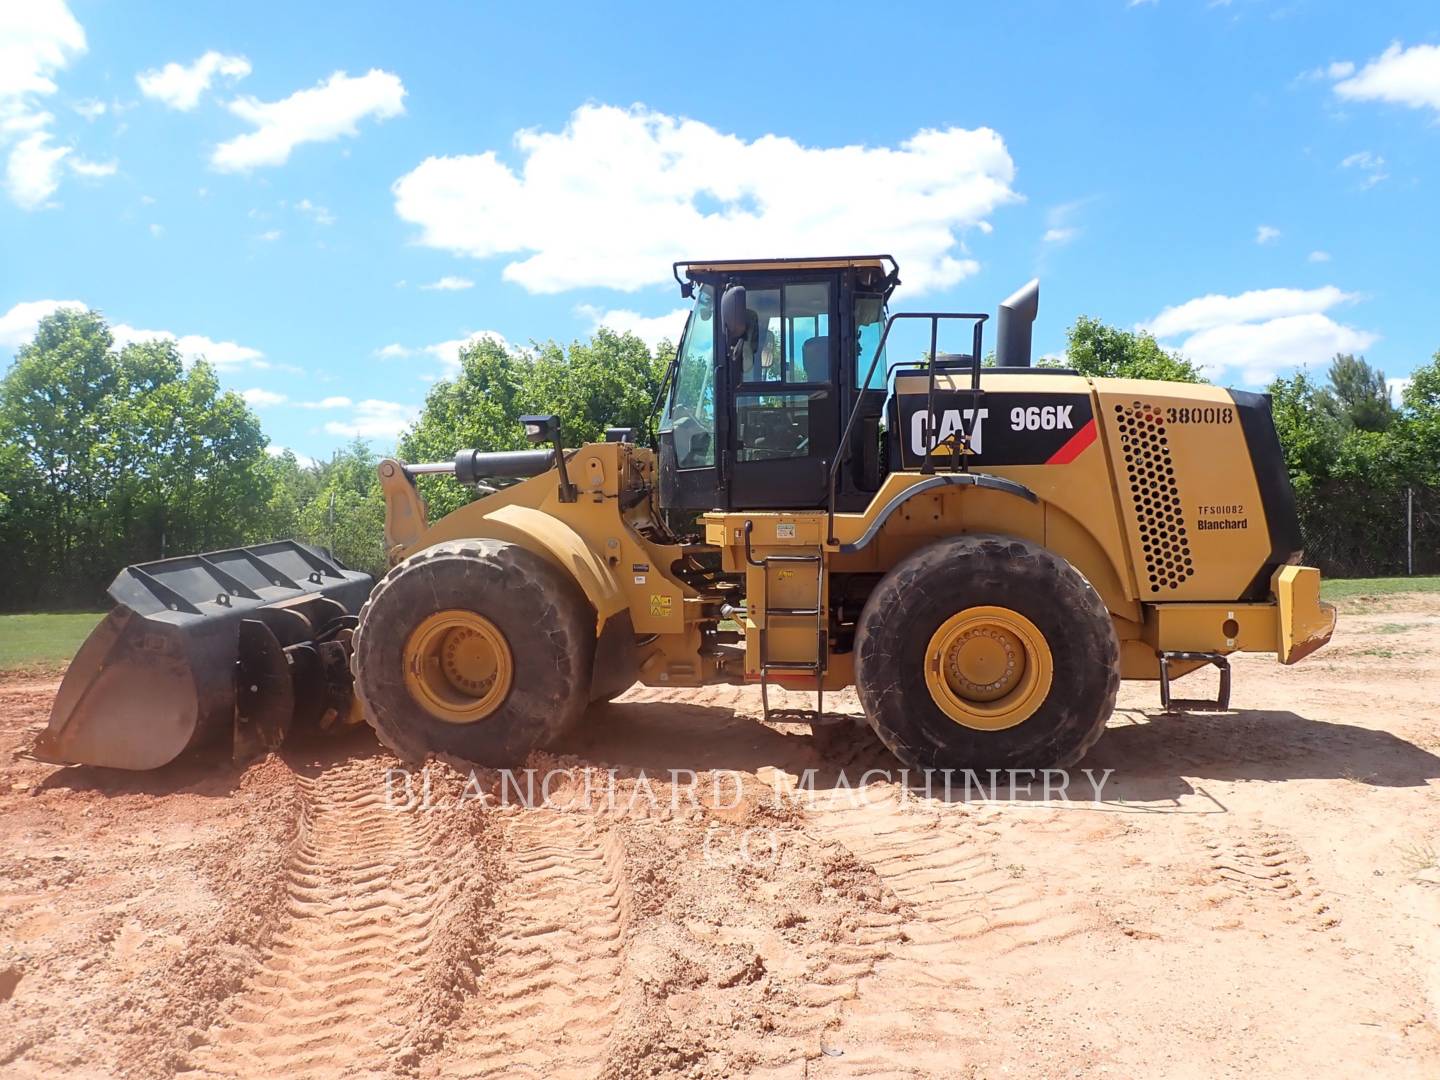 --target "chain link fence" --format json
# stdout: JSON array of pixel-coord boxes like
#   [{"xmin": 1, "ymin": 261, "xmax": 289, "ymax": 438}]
[{"xmin": 1299, "ymin": 484, "xmax": 1440, "ymax": 578}]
